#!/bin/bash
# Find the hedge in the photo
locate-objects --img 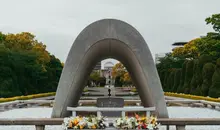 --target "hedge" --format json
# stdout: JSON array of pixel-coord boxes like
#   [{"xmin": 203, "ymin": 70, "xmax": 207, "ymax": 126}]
[
  {"xmin": 165, "ymin": 92, "xmax": 220, "ymax": 103},
  {"xmin": 0, "ymin": 92, "xmax": 56, "ymax": 103},
  {"xmin": 130, "ymin": 88, "xmax": 220, "ymax": 103},
  {"xmin": 209, "ymin": 58, "xmax": 220, "ymax": 98},
  {"xmin": 0, "ymin": 88, "xmax": 89, "ymax": 103}
]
